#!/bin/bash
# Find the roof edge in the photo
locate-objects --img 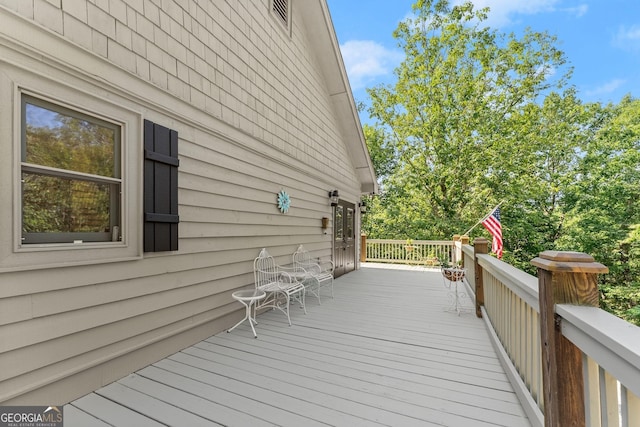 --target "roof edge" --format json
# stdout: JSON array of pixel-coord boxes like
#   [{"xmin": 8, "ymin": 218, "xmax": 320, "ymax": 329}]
[{"xmin": 300, "ymin": 1, "xmax": 379, "ymax": 195}]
